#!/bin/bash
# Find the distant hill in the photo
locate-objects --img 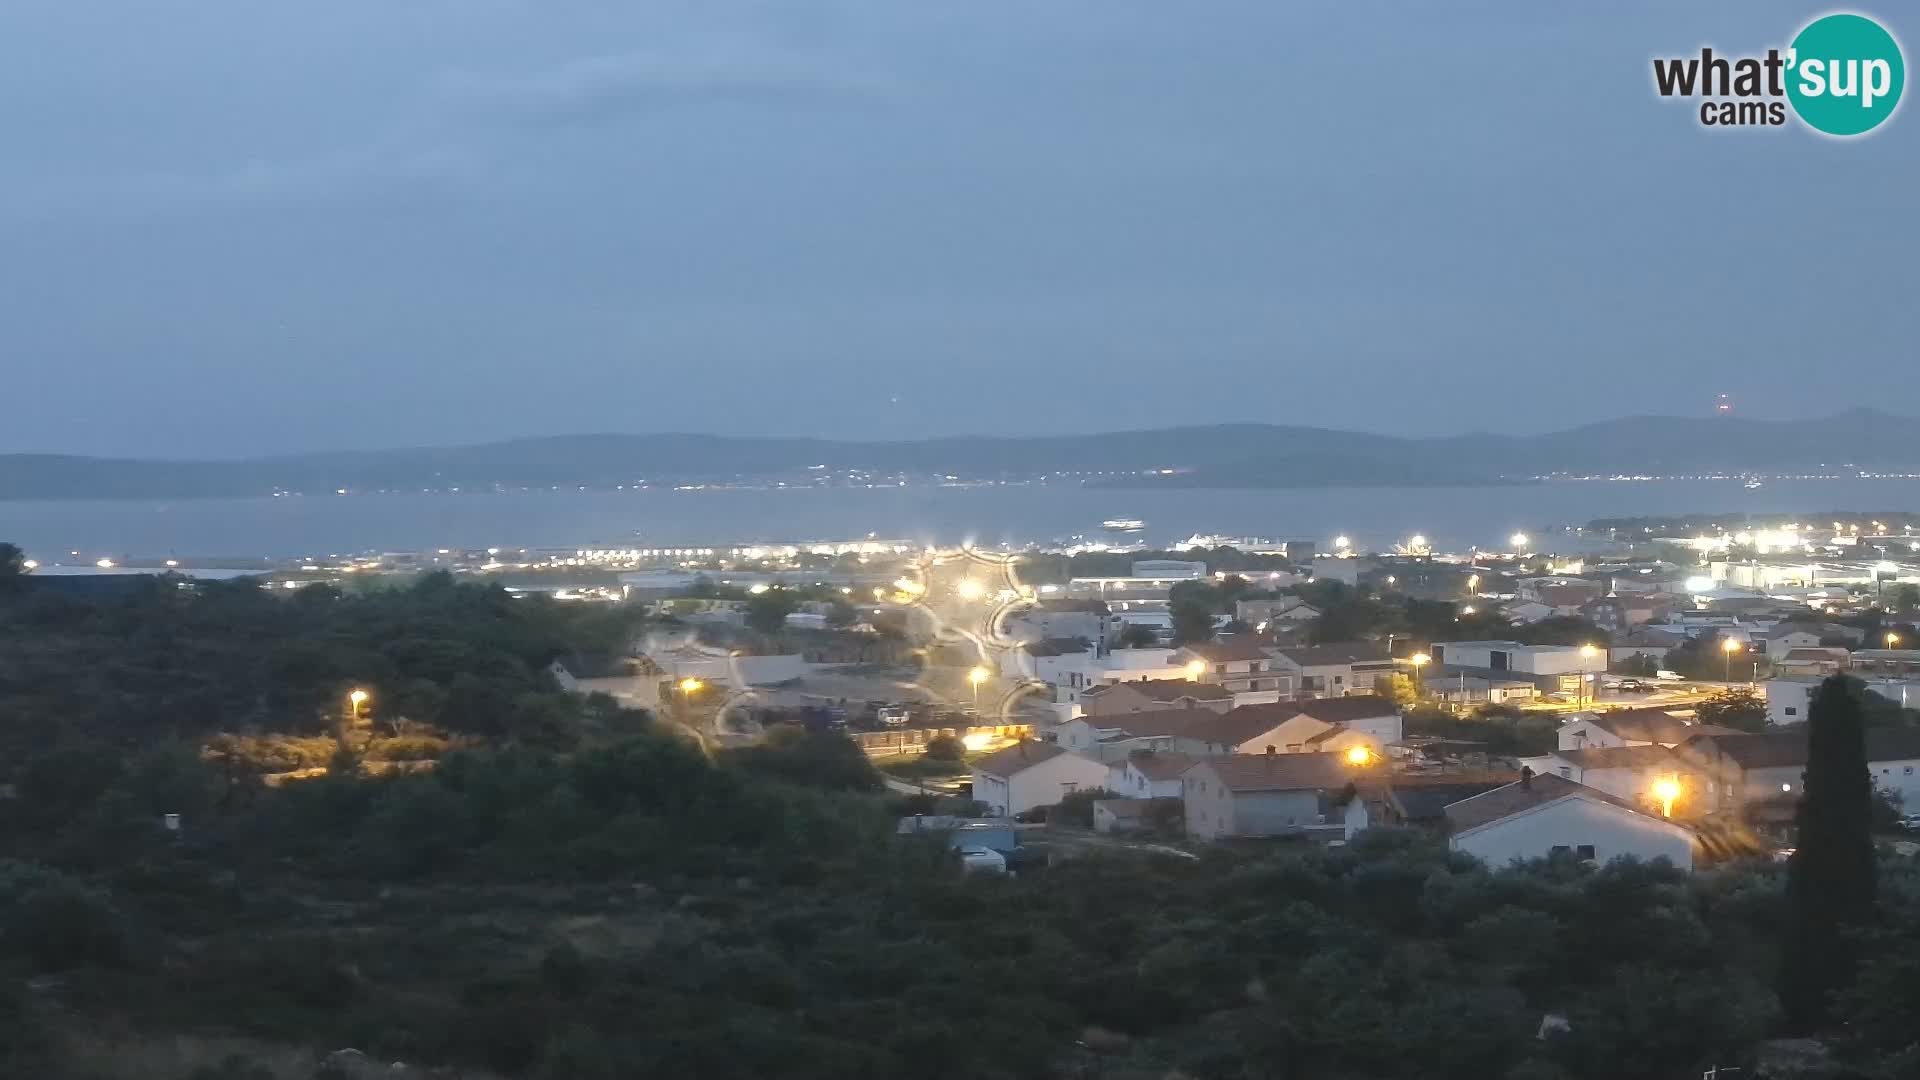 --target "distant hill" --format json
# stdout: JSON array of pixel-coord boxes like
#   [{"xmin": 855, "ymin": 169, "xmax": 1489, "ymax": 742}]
[{"xmin": 2, "ymin": 408, "xmax": 1915, "ymax": 499}]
